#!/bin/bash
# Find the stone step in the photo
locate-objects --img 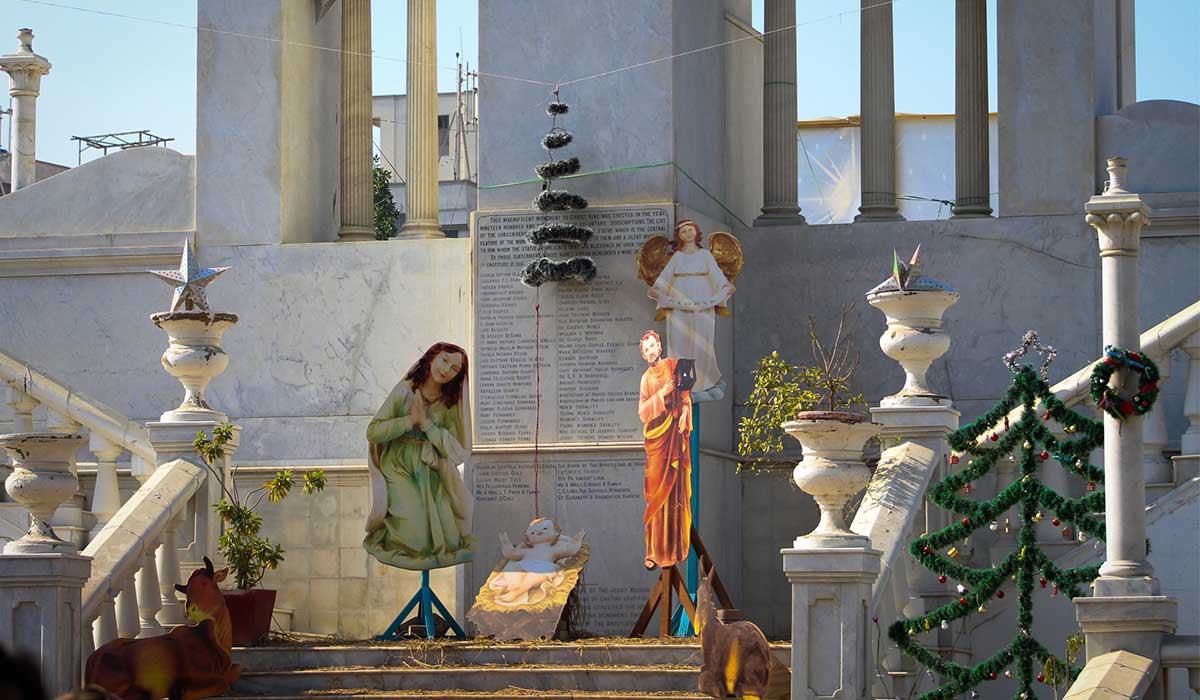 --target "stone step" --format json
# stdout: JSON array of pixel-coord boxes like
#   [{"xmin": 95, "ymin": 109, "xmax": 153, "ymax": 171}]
[
  {"xmin": 221, "ymin": 694, "xmax": 709, "ymax": 700},
  {"xmin": 230, "ymin": 665, "xmax": 701, "ymax": 695},
  {"xmin": 232, "ymin": 643, "xmax": 761, "ymax": 670}
]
